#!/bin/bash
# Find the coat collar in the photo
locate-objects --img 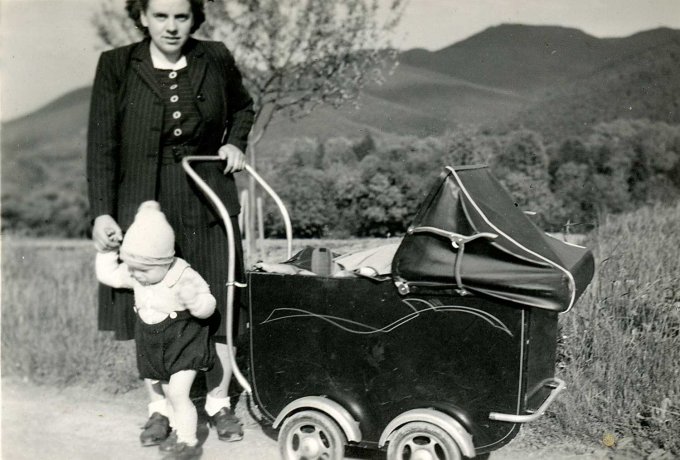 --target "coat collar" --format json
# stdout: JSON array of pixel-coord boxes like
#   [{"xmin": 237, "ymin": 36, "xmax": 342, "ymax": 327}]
[
  {"xmin": 131, "ymin": 38, "xmax": 208, "ymax": 100},
  {"xmin": 161, "ymin": 257, "xmax": 190, "ymax": 287}
]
